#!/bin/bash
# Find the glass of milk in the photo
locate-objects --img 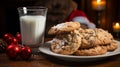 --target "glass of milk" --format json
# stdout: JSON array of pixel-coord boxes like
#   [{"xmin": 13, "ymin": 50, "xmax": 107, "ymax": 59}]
[{"xmin": 18, "ymin": 6, "xmax": 47, "ymax": 47}]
